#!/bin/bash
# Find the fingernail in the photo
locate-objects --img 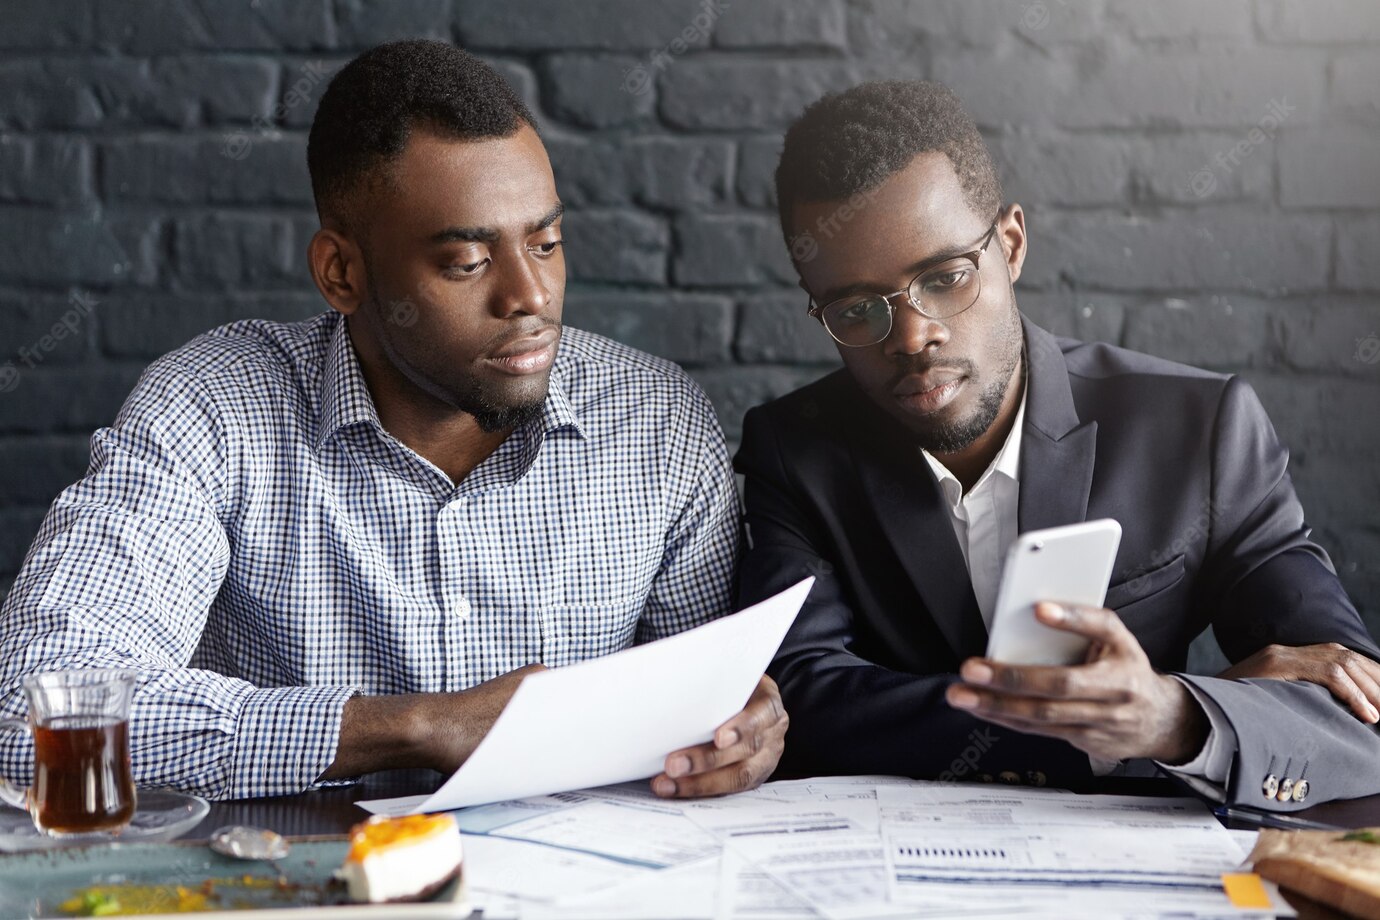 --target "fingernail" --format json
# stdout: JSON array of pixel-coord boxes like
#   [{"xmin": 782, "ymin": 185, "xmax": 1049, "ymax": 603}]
[
  {"xmin": 653, "ymin": 777, "xmax": 676, "ymax": 796},
  {"xmin": 964, "ymin": 662, "xmax": 993, "ymax": 685},
  {"xmin": 1369, "ymin": 705, "xmax": 1379, "ymax": 724},
  {"xmin": 1040, "ymin": 603, "xmax": 1067, "ymax": 622},
  {"xmin": 949, "ymin": 688, "xmax": 979, "ymax": 709},
  {"xmin": 717, "ymin": 729, "xmax": 740, "ymax": 749},
  {"xmin": 667, "ymin": 755, "xmax": 691, "ymax": 778}
]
